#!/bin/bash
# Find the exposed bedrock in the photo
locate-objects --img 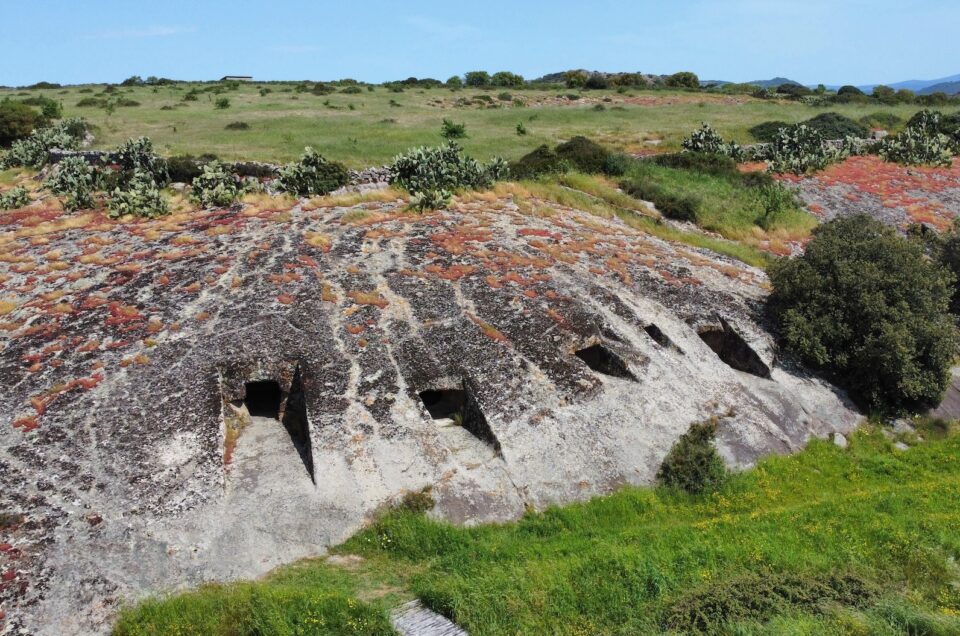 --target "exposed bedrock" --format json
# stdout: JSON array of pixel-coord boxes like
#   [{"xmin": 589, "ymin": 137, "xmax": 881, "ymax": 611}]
[{"xmin": 0, "ymin": 196, "xmax": 859, "ymax": 634}]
